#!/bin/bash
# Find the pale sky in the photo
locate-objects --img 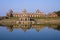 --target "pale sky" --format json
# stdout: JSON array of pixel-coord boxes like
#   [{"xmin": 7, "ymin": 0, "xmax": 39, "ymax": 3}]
[{"xmin": 0, "ymin": 0, "xmax": 60, "ymax": 16}]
